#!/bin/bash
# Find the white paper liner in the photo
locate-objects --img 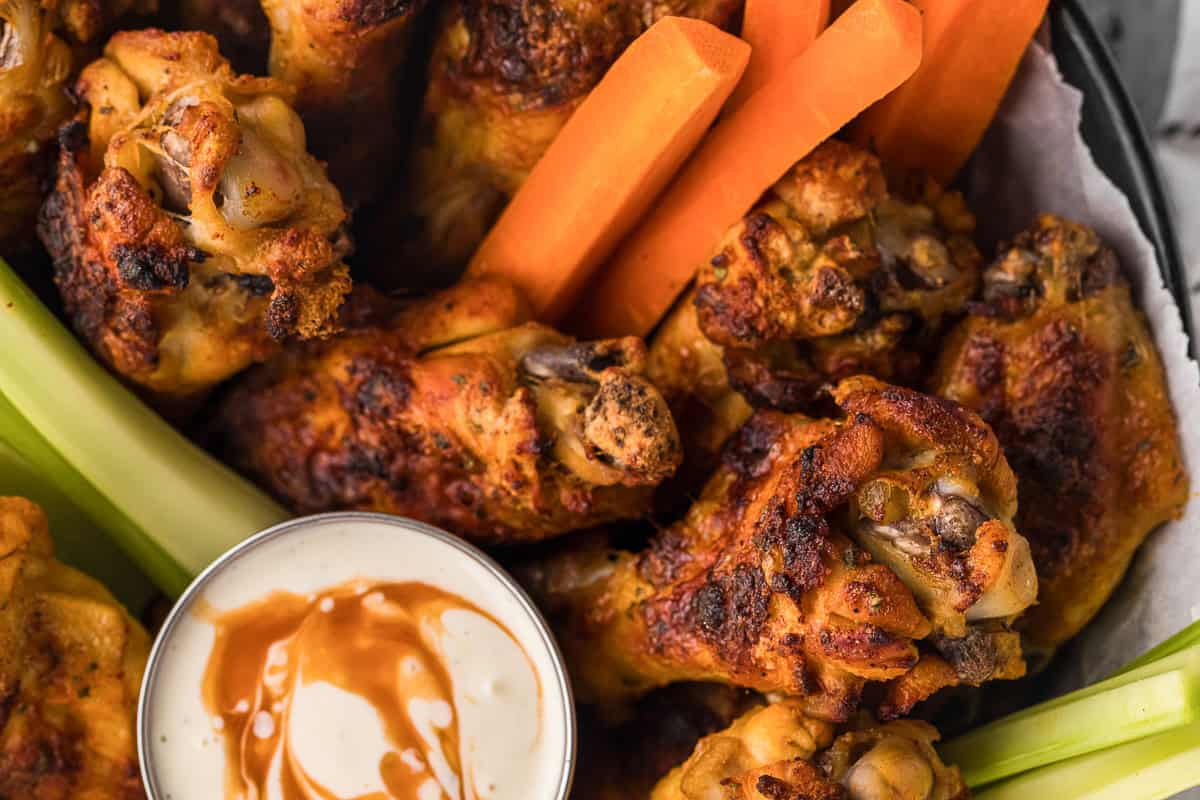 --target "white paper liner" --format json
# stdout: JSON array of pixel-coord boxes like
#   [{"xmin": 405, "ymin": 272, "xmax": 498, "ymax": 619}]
[{"xmin": 966, "ymin": 41, "xmax": 1200, "ymax": 693}]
